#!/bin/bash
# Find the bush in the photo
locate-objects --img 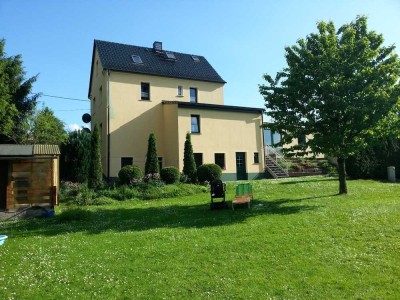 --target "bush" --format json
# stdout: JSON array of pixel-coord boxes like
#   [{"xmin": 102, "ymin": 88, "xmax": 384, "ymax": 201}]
[
  {"xmin": 118, "ymin": 165, "xmax": 143, "ymax": 184},
  {"xmin": 160, "ymin": 167, "xmax": 180, "ymax": 184},
  {"xmin": 197, "ymin": 164, "xmax": 222, "ymax": 183}
]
